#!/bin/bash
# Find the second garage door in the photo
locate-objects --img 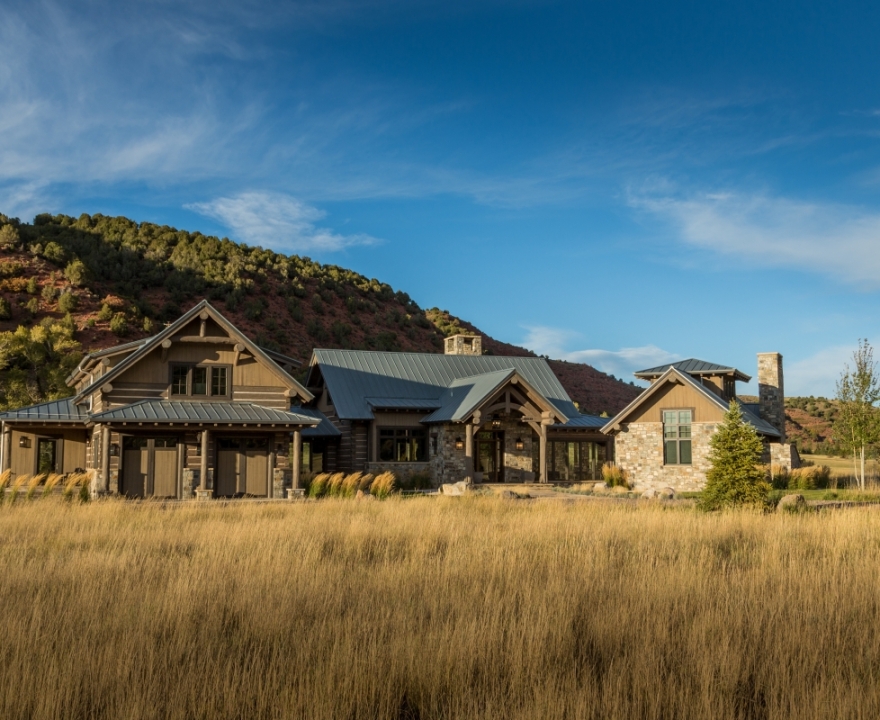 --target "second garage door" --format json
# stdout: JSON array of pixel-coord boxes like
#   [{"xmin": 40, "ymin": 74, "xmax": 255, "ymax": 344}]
[{"xmin": 216, "ymin": 438, "xmax": 270, "ymax": 497}]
